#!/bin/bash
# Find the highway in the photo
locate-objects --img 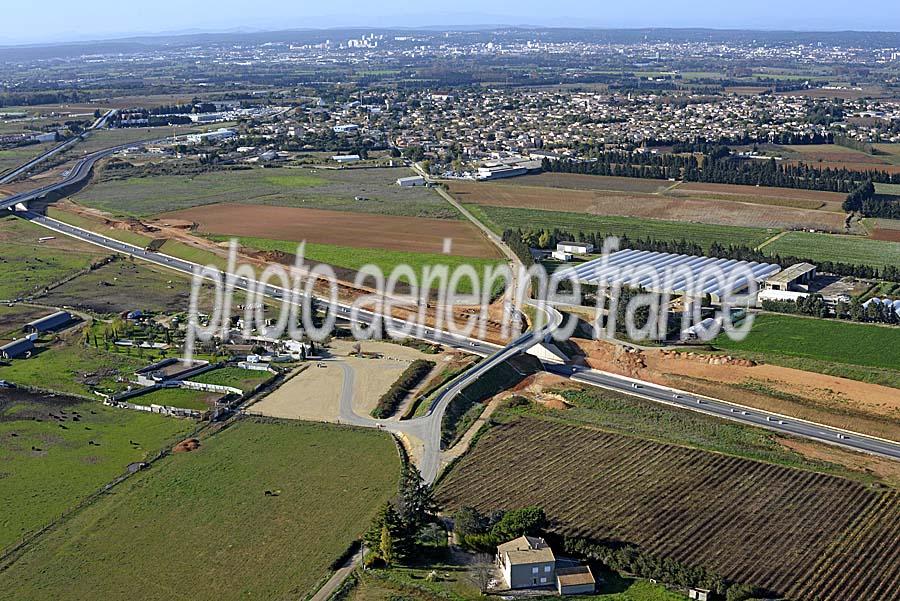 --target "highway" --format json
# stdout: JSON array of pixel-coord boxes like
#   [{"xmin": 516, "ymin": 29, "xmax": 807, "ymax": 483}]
[
  {"xmin": 546, "ymin": 364, "xmax": 900, "ymax": 460},
  {"xmin": 0, "ymin": 110, "xmax": 116, "ymax": 186}
]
